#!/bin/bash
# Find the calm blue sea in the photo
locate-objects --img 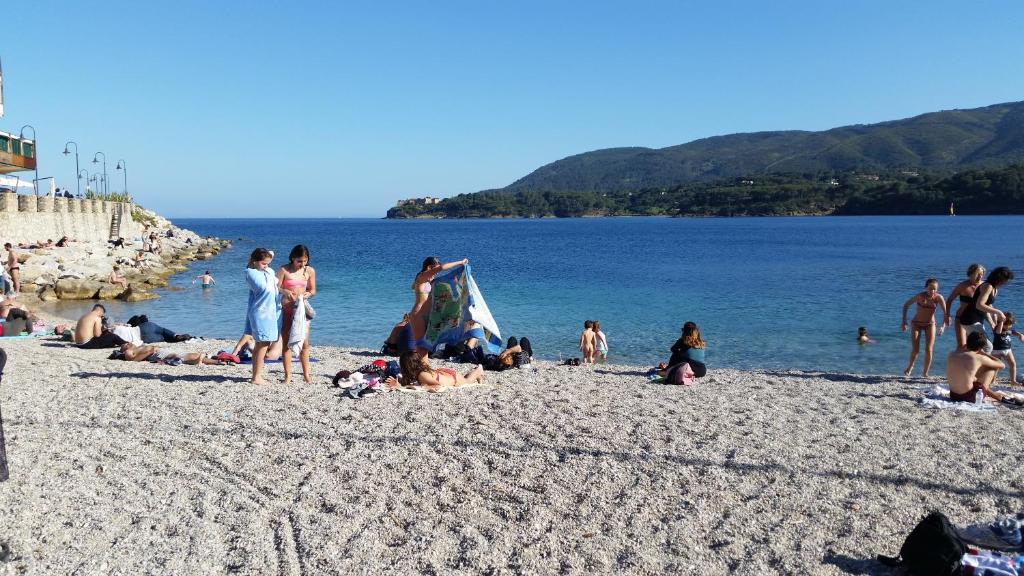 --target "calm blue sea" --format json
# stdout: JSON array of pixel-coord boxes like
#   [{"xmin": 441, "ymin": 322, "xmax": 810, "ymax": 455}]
[{"xmin": 39, "ymin": 216, "xmax": 1024, "ymax": 374}]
